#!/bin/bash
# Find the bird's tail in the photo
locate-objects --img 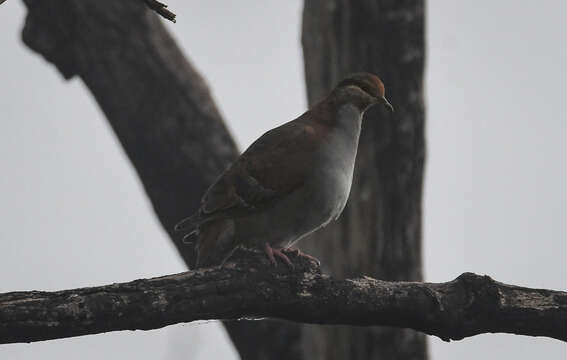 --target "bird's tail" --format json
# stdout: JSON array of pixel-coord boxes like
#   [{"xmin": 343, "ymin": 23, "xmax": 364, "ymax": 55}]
[
  {"xmin": 176, "ymin": 213, "xmax": 237, "ymax": 267},
  {"xmin": 195, "ymin": 219, "xmax": 236, "ymax": 268}
]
